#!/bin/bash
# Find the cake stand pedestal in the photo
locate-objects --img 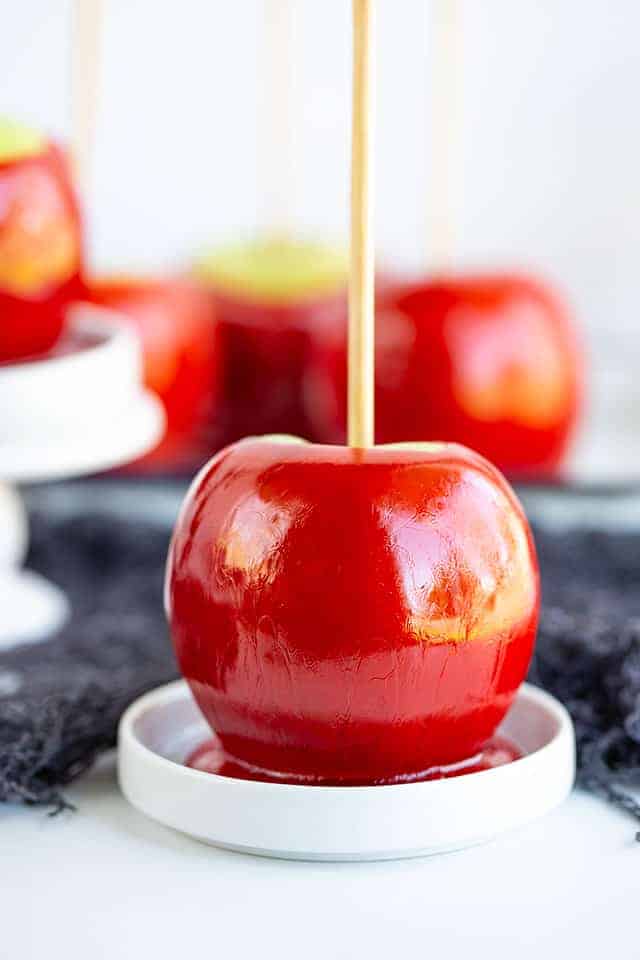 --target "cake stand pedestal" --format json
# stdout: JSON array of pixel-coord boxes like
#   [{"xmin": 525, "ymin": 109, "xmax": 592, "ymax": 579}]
[{"xmin": 0, "ymin": 304, "xmax": 164, "ymax": 649}]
